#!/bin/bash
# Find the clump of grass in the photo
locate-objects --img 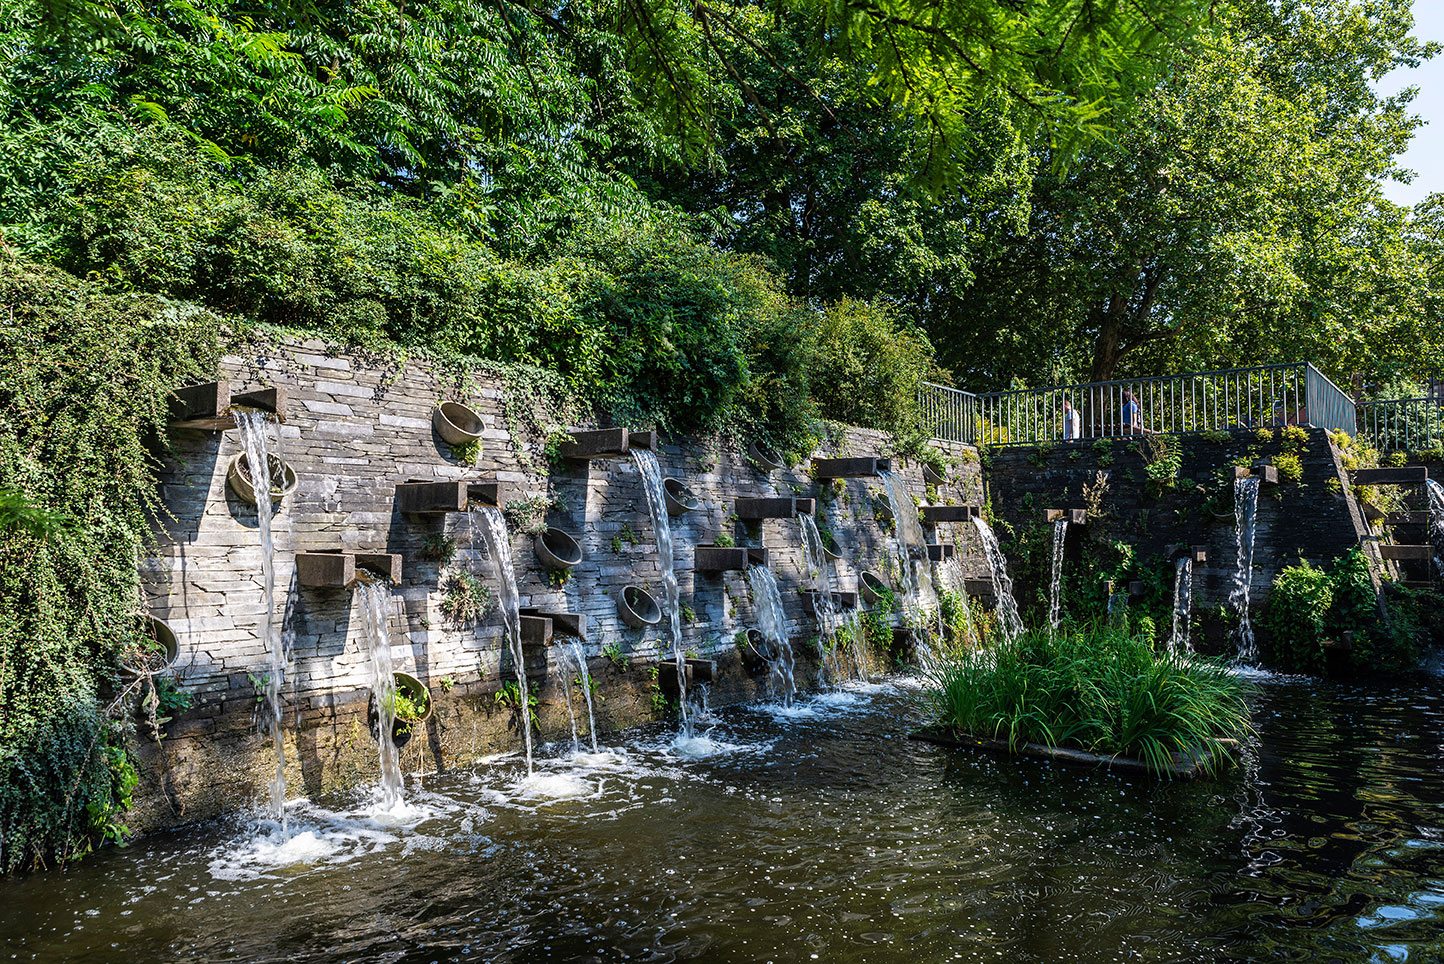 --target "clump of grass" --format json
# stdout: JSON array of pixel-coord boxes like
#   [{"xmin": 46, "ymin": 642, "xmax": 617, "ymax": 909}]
[{"xmin": 923, "ymin": 623, "xmax": 1253, "ymax": 776}]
